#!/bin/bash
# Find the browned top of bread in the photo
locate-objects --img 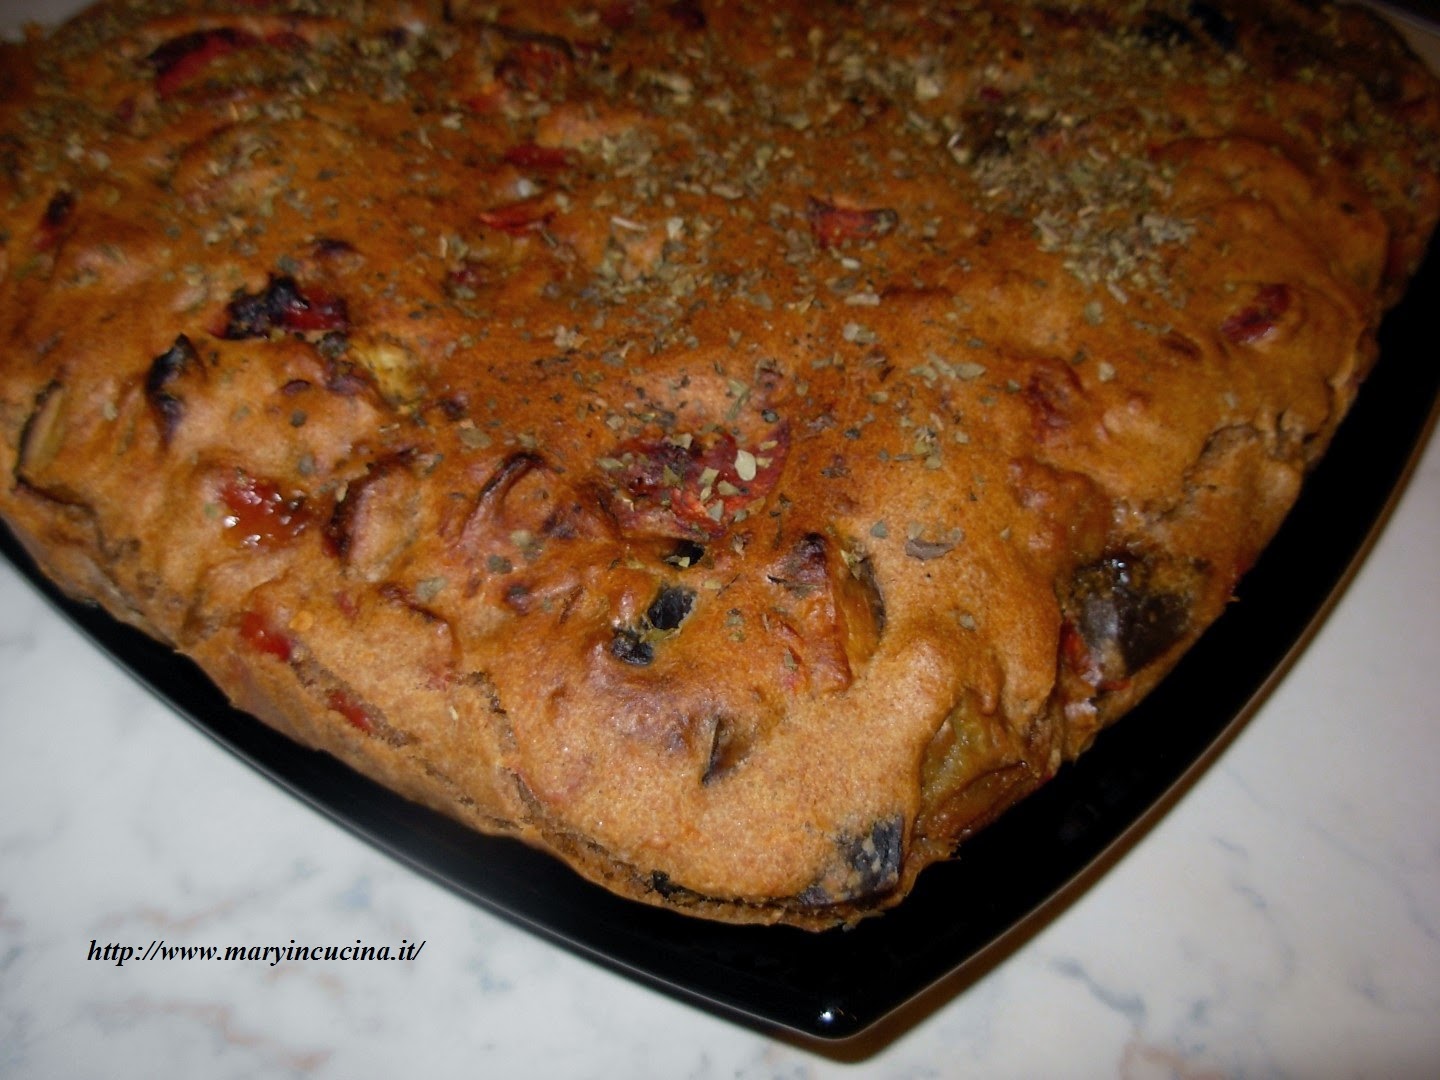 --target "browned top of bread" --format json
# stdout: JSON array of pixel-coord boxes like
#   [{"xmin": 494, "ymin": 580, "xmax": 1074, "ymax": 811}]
[{"xmin": 1, "ymin": 0, "xmax": 1437, "ymax": 927}]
